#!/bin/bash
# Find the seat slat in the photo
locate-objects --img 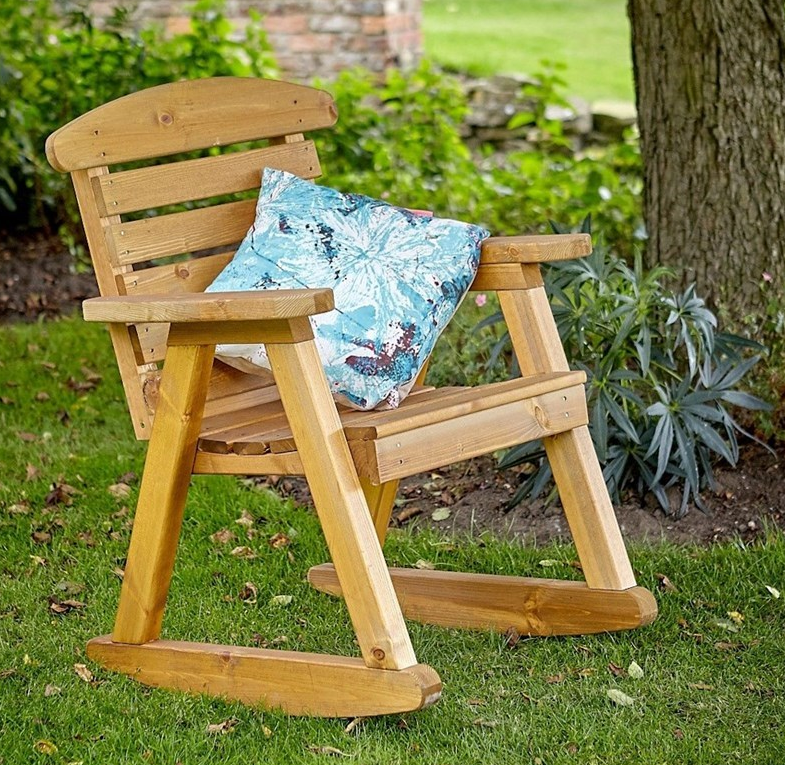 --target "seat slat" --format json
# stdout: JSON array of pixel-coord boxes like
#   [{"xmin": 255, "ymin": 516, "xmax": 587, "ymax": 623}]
[
  {"xmin": 109, "ymin": 199, "xmax": 256, "ymax": 266},
  {"xmin": 343, "ymin": 371, "xmax": 586, "ymax": 440},
  {"xmin": 353, "ymin": 384, "xmax": 588, "ymax": 484},
  {"xmin": 94, "ymin": 142, "xmax": 320, "ymax": 216},
  {"xmin": 195, "ymin": 372, "xmax": 585, "ymax": 454}
]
